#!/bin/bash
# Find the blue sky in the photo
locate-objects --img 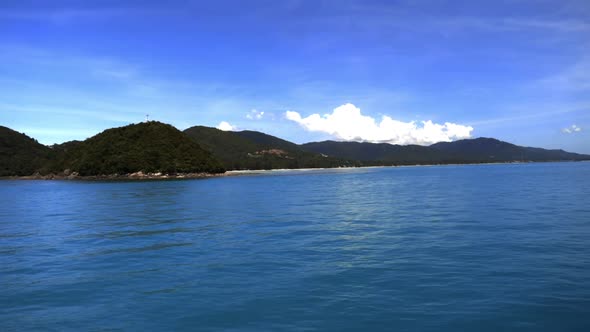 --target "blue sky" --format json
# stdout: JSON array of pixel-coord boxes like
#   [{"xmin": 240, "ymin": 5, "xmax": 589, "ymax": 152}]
[{"xmin": 1, "ymin": 0, "xmax": 589, "ymax": 152}]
